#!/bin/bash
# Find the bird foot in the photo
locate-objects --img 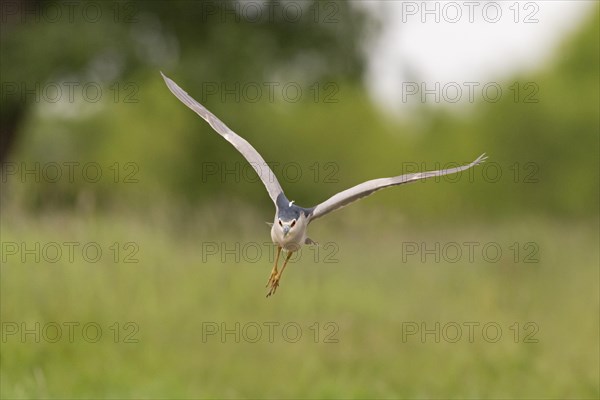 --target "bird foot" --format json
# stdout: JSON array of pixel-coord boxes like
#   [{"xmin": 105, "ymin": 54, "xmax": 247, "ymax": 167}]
[
  {"xmin": 265, "ymin": 269, "xmax": 278, "ymax": 288},
  {"xmin": 266, "ymin": 275, "xmax": 280, "ymax": 297}
]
